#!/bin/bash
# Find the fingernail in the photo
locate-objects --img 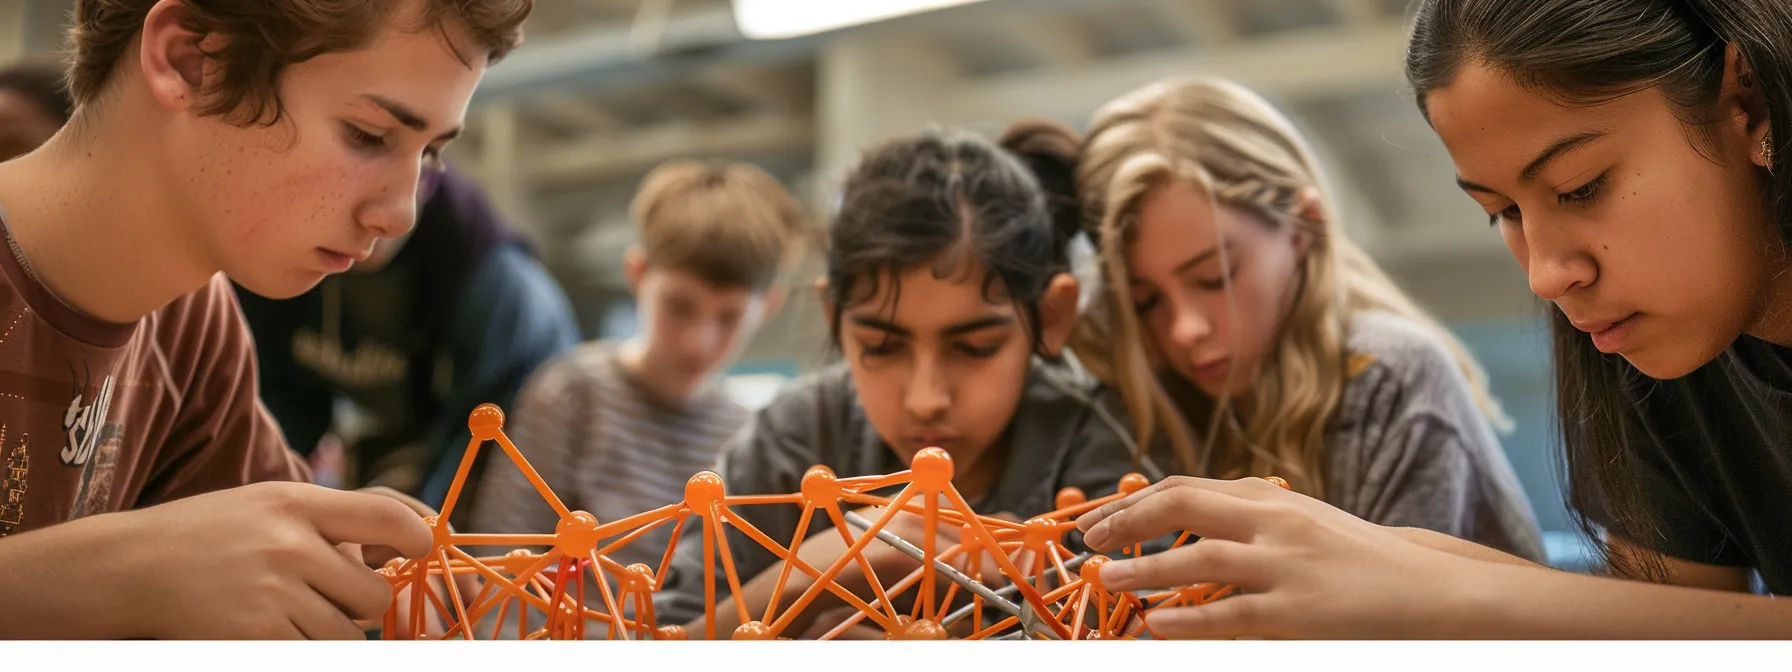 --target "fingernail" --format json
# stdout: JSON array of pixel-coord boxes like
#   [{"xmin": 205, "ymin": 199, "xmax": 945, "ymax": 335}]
[{"xmin": 1101, "ymin": 559, "xmax": 1133, "ymax": 589}]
